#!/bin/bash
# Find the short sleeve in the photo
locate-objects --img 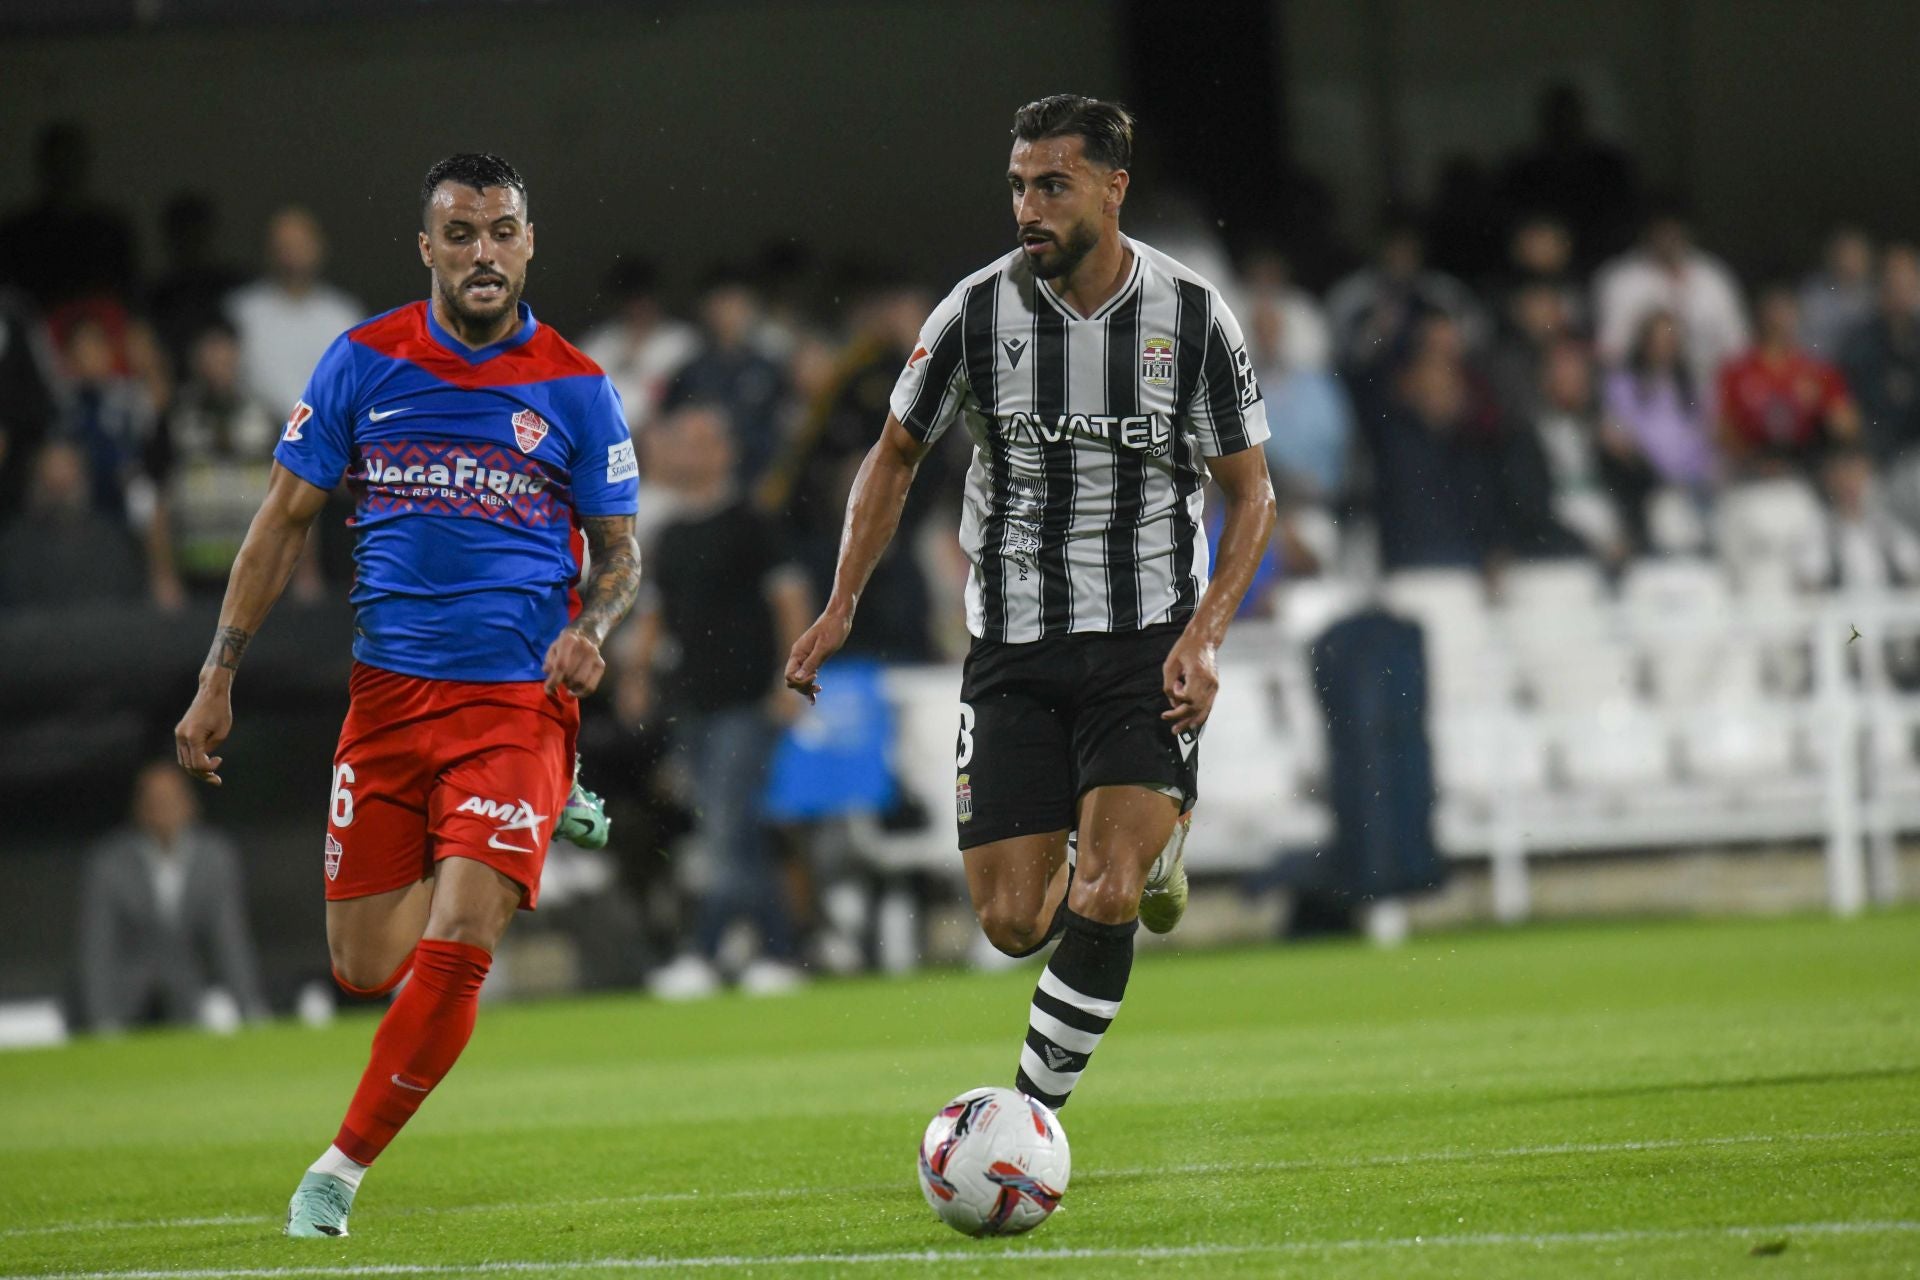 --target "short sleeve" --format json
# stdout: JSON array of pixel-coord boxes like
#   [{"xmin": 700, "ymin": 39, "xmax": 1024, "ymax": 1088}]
[
  {"xmin": 887, "ymin": 286, "xmax": 970, "ymax": 443},
  {"xmin": 1186, "ymin": 292, "xmax": 1271, "ymax": 458},
  {"xmin": 569, "ymin": 378, "xmax": 641, "ymax": 517},
  {"xmin": 271, "ymin": 332, "xmax": 359, "ymax": 490}
]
